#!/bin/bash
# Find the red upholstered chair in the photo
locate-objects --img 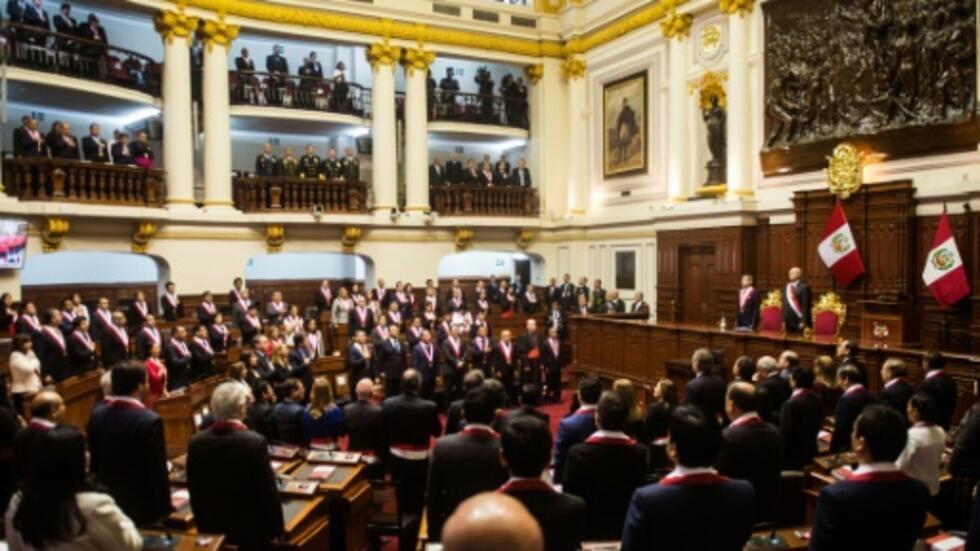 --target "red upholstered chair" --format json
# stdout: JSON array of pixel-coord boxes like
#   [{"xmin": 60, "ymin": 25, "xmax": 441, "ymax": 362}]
[
  {"xmin": 759, "ymin": 290, "xmax": 783, "ymax": 333},
  {"xmin": 812, "ymin": 292, "xmax": 846, "ymax": 342}
]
